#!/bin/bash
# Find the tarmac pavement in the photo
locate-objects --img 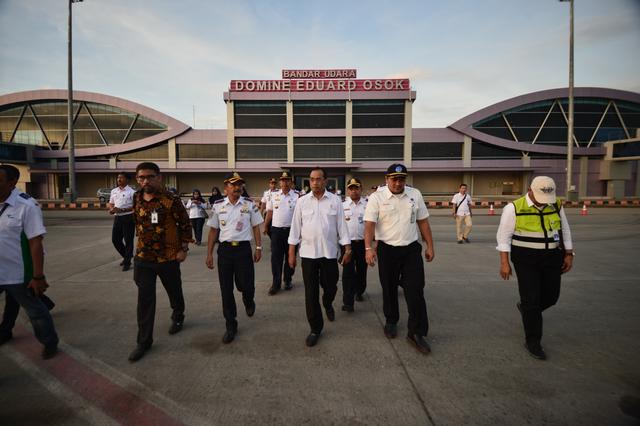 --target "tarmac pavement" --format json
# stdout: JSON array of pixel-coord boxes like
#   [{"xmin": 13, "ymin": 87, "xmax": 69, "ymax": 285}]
[{"xmin": 1, "ymin": 207, "xmax": 639, "ymax": 425}]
